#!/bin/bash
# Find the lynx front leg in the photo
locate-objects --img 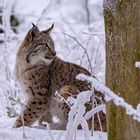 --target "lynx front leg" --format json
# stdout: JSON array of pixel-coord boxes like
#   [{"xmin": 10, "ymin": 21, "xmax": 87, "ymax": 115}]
[
  {"xmin": 49, "ymin": 85, "xmax": 79, "ymax": 130},
  {"xmin": 58, "ymin": 85, "xmax": 93, "ymax": 130},
  {"xmin": 13, "ymin": 99, "xmax": 48, "ymax": 128}
]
